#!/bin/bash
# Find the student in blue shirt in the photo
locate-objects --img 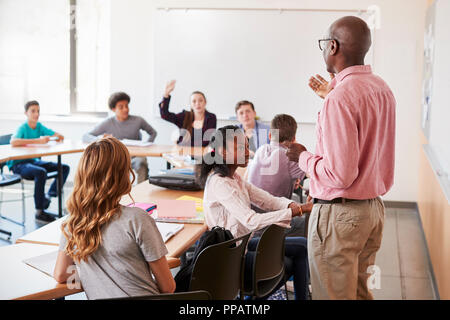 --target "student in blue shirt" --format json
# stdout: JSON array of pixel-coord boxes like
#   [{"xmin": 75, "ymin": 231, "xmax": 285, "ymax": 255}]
[
  {"xmin": 235, "ymin": 100, "xmax": 270, "ymax": 157},
  {"xmin": 7, "ymin": 100, "xmax": 70, "ymax": 223}
]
